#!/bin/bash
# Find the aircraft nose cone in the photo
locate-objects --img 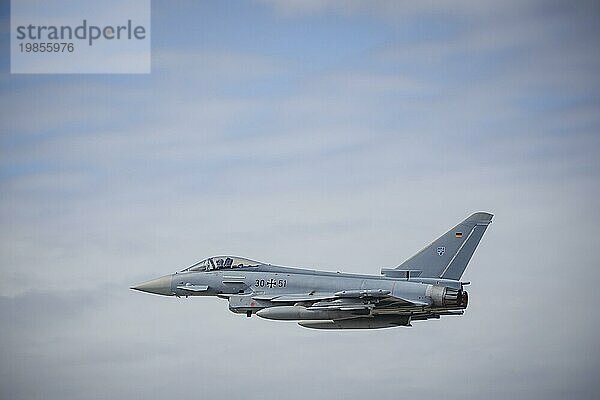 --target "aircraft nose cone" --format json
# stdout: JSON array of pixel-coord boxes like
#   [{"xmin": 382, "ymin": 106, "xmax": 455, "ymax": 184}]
[{"xmin": 131, "ymin": 275, "xmax": 173, "ymax": 296}]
